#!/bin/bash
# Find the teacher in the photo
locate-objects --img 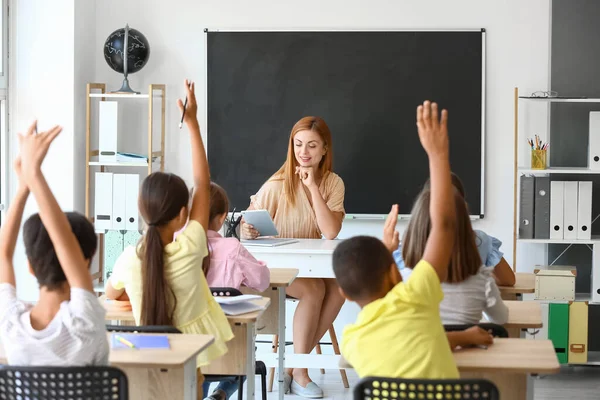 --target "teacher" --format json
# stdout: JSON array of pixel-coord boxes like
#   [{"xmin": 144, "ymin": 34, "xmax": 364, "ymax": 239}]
[{"xmin": 242, "ymin": 116, "xmax": 345, "ymax": 398}]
